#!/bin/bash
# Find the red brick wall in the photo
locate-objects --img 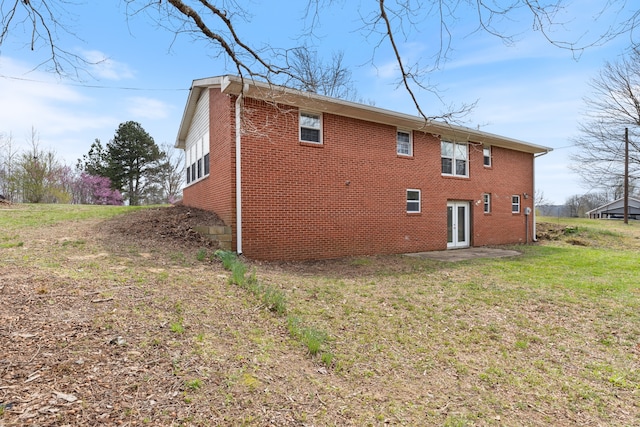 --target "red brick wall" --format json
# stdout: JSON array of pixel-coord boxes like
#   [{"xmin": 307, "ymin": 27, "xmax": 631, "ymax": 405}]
[{"xmin": 184, "ymin": 92, "xmax": 535, "ymax": 260}]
